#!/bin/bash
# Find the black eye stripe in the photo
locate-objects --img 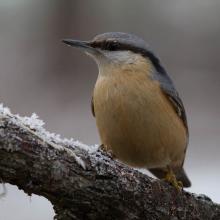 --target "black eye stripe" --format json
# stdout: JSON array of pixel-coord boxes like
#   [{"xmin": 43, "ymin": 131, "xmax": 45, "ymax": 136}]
[
  {"xmin": 89, "ymin": 40, "xmax": 164, "ymax": 74},
  {"xmin": 90, "ymin": 40, "xmax": 148, "ymax": 54},
  {"xmin": 90, "ymin": 40, "xmax": 119, "ymax": 51}
]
